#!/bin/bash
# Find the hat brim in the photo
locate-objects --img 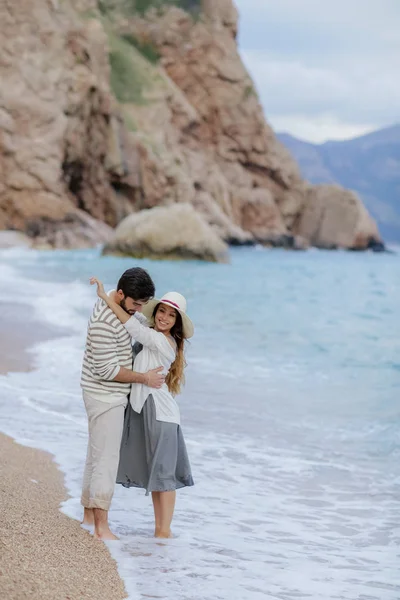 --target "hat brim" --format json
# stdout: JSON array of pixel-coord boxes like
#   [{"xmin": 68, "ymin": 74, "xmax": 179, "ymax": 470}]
[{"xmin": 142, "ymin": 298, "xmax": 194, "ymax": 339}]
